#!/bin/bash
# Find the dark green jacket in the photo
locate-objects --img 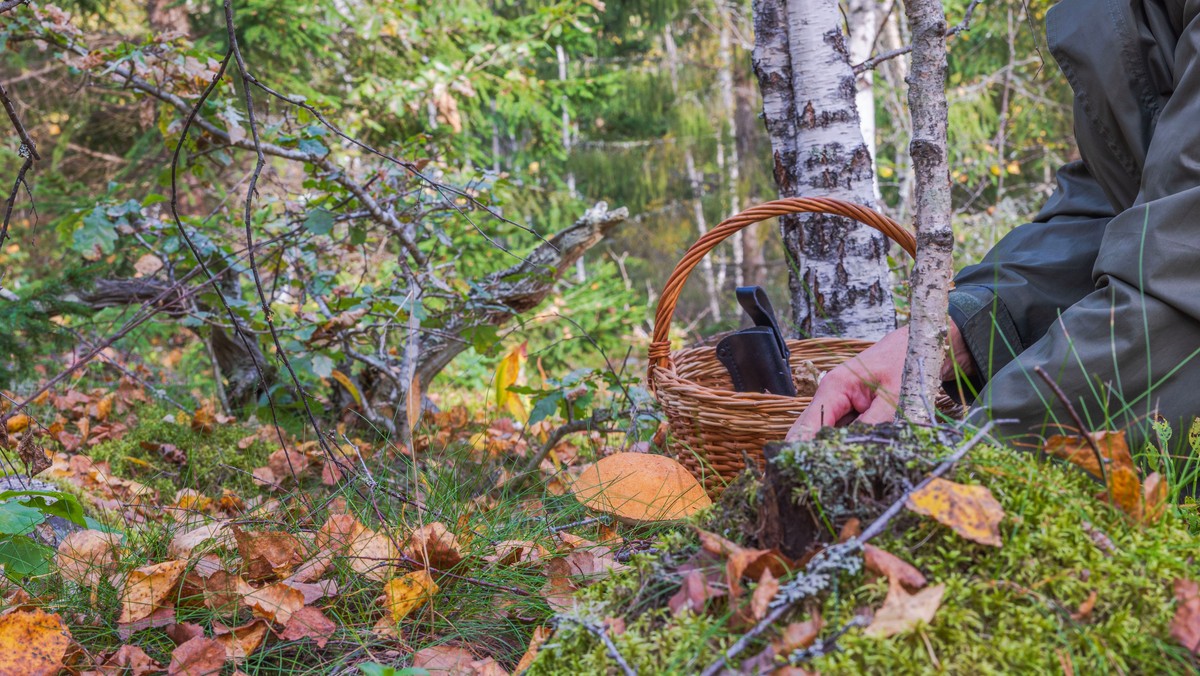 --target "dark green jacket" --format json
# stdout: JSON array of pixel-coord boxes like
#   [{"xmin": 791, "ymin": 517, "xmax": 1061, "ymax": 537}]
[{"xmin": 949, "ymin": 0, "xmax": 1200, "ymax": 450}]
